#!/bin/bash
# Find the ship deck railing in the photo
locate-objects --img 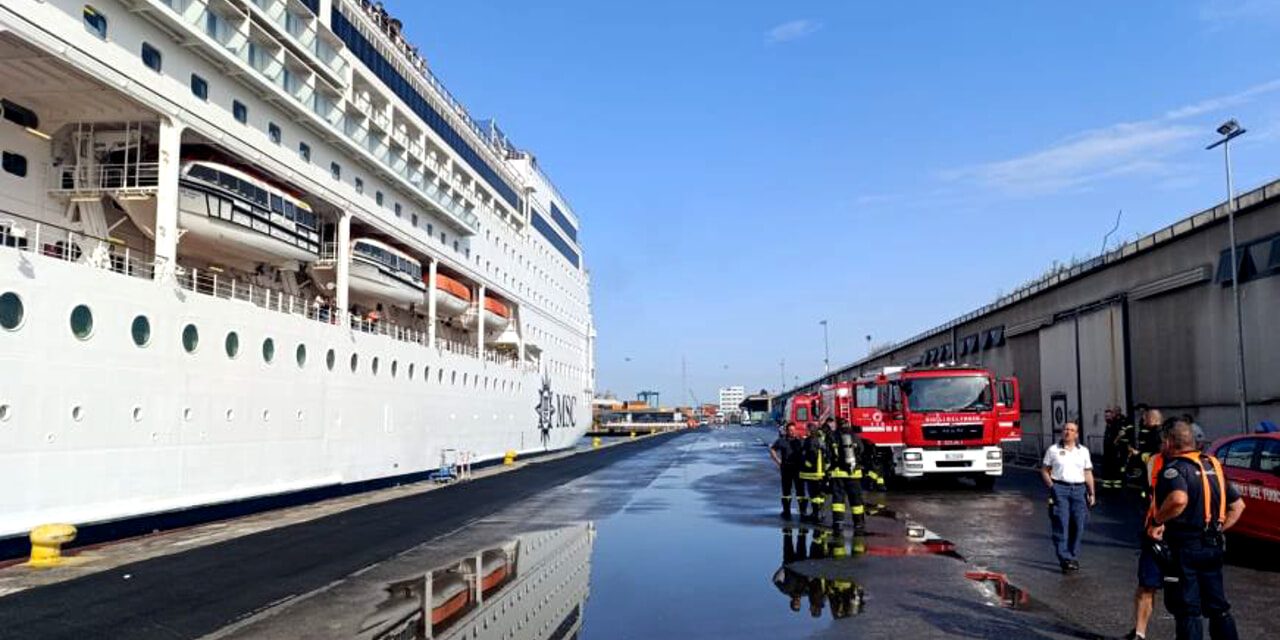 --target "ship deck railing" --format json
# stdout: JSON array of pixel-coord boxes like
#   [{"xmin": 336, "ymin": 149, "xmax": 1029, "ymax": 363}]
[
  {"xmin": 46, "ymin": 162, "xmax": 161, "ymax": 197},
  {"xmin": 0, "ymin": 208, "xmax": 531, "ymax": 372}
]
